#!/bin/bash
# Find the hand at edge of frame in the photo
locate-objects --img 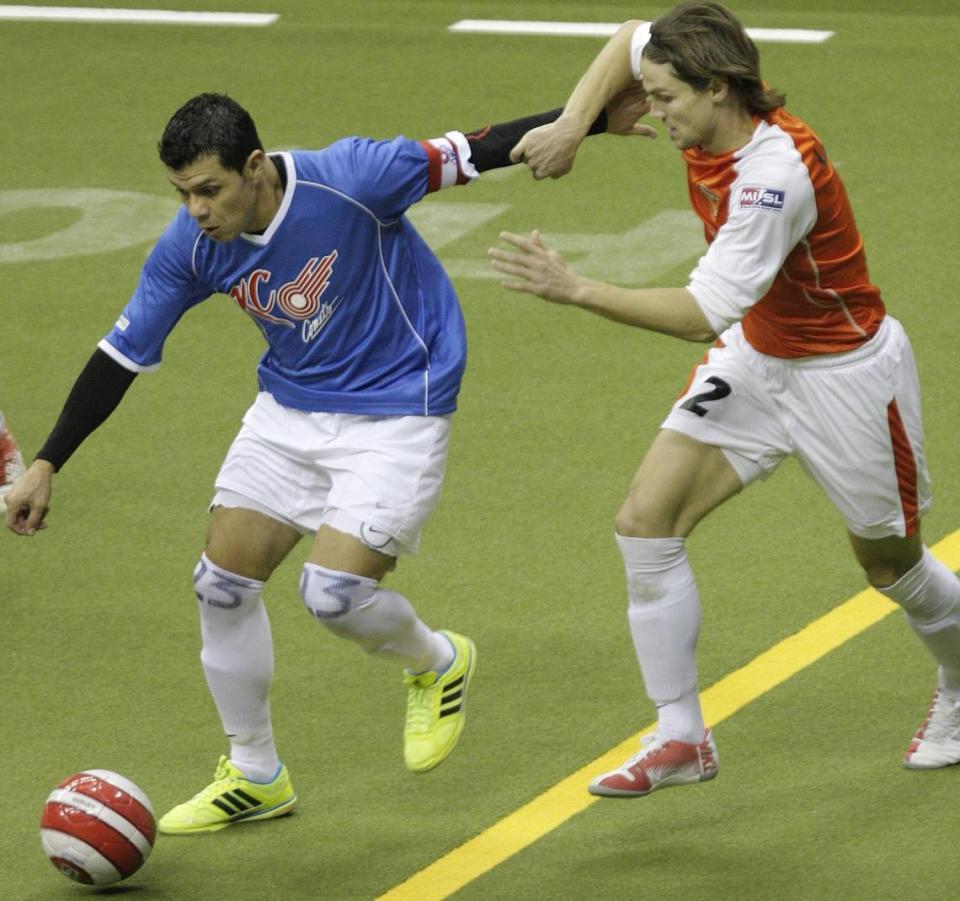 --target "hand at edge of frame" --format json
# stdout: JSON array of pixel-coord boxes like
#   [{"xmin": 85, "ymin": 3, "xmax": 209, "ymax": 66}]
[{"xmin": 3, "ymin": 460, "xmax": 52, "ymax": 536}]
